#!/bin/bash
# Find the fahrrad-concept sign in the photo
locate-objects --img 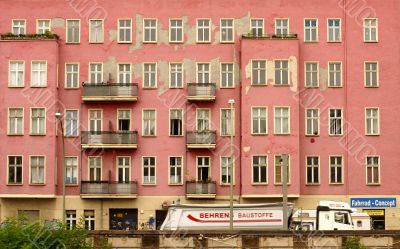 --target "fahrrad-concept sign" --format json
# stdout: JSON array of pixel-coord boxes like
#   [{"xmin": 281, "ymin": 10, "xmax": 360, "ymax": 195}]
[{"xmin": 350, "ymin": 198, "xmax": 396, "ymax": 208}]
